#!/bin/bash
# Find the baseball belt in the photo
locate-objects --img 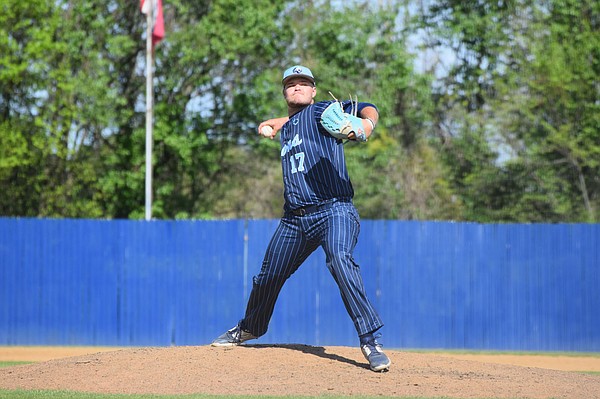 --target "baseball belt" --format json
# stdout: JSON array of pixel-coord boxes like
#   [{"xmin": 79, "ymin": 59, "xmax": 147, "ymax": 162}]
[{"xmin": 288, "ymin": 198, "xmax": 350, "ymax": 217}]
